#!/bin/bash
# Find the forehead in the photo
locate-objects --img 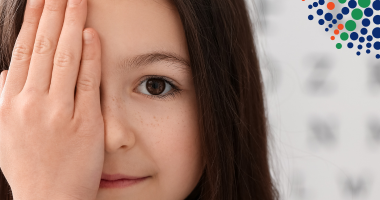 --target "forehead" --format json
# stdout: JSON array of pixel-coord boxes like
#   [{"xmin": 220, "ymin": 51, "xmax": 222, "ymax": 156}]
[{"xmin": 84, "ymin": 0, "xmax": 188, "ymax": 66}]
